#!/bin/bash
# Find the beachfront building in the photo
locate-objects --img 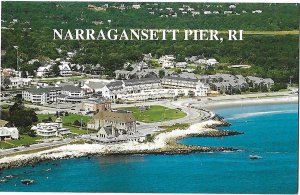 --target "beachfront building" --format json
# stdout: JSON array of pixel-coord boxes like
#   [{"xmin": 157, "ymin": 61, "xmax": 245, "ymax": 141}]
[
  {"xmin": 162, "ymin": 76, "xmax": 204, "ymax": 89},
  {"xmin": 0, "ymin": 127, "xmax": 19, "ymax": 140},
  {"xmin": 80, "ymin": 99, "xmax": 111, "ymax": 112},
  {"xmin": 246, "ymin": 76, "xmax": 274, "ymax": 88},
  {"xmin": 31, "ymin": 118, "xmax": 70, "ymax": 138},
  {"xmin": 124, "ymin": 78, "xmax": 161, "ymax": 93},
  {"xmin": 87, "ymin": 110, "xmax": 136, "ymax": 135},
  {"xmin": 96, "ymin": 126, "xmax": 121, "ymax": 138},
  {"xmin": 117, "ymin": 88, "xmax": 187, "ymax": 101}
]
